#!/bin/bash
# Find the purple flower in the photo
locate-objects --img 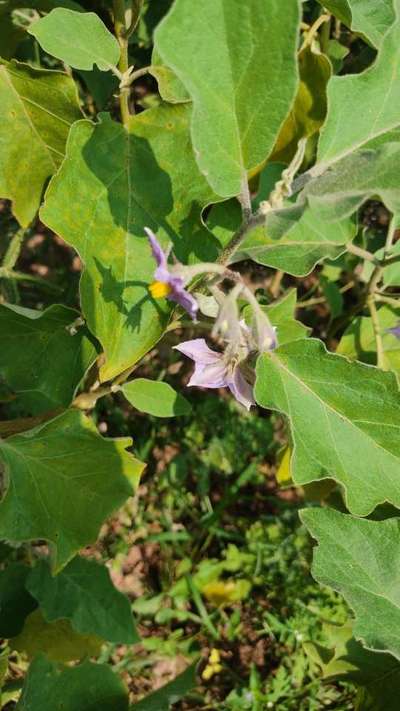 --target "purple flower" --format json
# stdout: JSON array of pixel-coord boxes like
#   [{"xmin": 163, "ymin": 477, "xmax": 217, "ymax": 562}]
[
  {"xmin": 145, "ymin": 228, "xmax": 198, "ymax": 320},
  {"xmin": 174, "ymin": 338, "xmax": 255, "ymax": 411},
  {"xmin": 387, "ymin": 323, "xmax": 400, "ymax": 339}
]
